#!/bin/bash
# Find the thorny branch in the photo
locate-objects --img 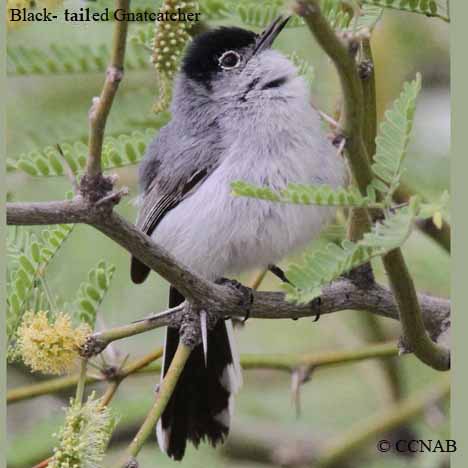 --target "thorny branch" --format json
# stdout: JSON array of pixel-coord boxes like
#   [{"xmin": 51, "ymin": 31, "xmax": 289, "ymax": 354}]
[
  {"xmin": 6, "ymin": 0, "xmax": 452, "ymax": 465},
  {"xmin": 6, "ymin": 199, "xmax": 451, "ymax": 352},
  {"xmin": 8, "ymin": 342, "xmax": 399, "ymax": 404},
  {"xmin": 84, "ymin": 0, "xmax": 130, "ymax": 180},
  {"xmin": 294, "ymin": 0, "xmax": 450, "ymax": 371}
]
